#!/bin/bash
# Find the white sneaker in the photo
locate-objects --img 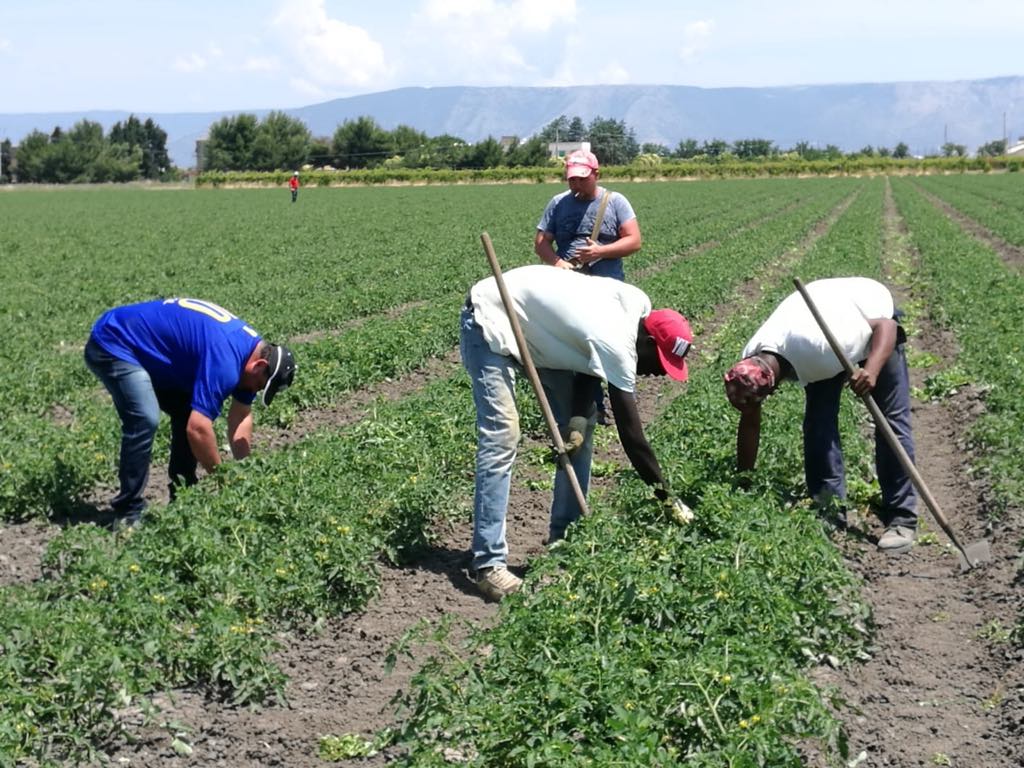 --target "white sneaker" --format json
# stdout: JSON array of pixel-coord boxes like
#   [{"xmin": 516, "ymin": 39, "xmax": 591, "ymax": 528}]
[
  {"xmin": 476, "ymin": 566, "xmax": 522, "ymax": 601},
  {"xmin": 878, "ymin": 525, "xmax": 916, "ymax": 554}
]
